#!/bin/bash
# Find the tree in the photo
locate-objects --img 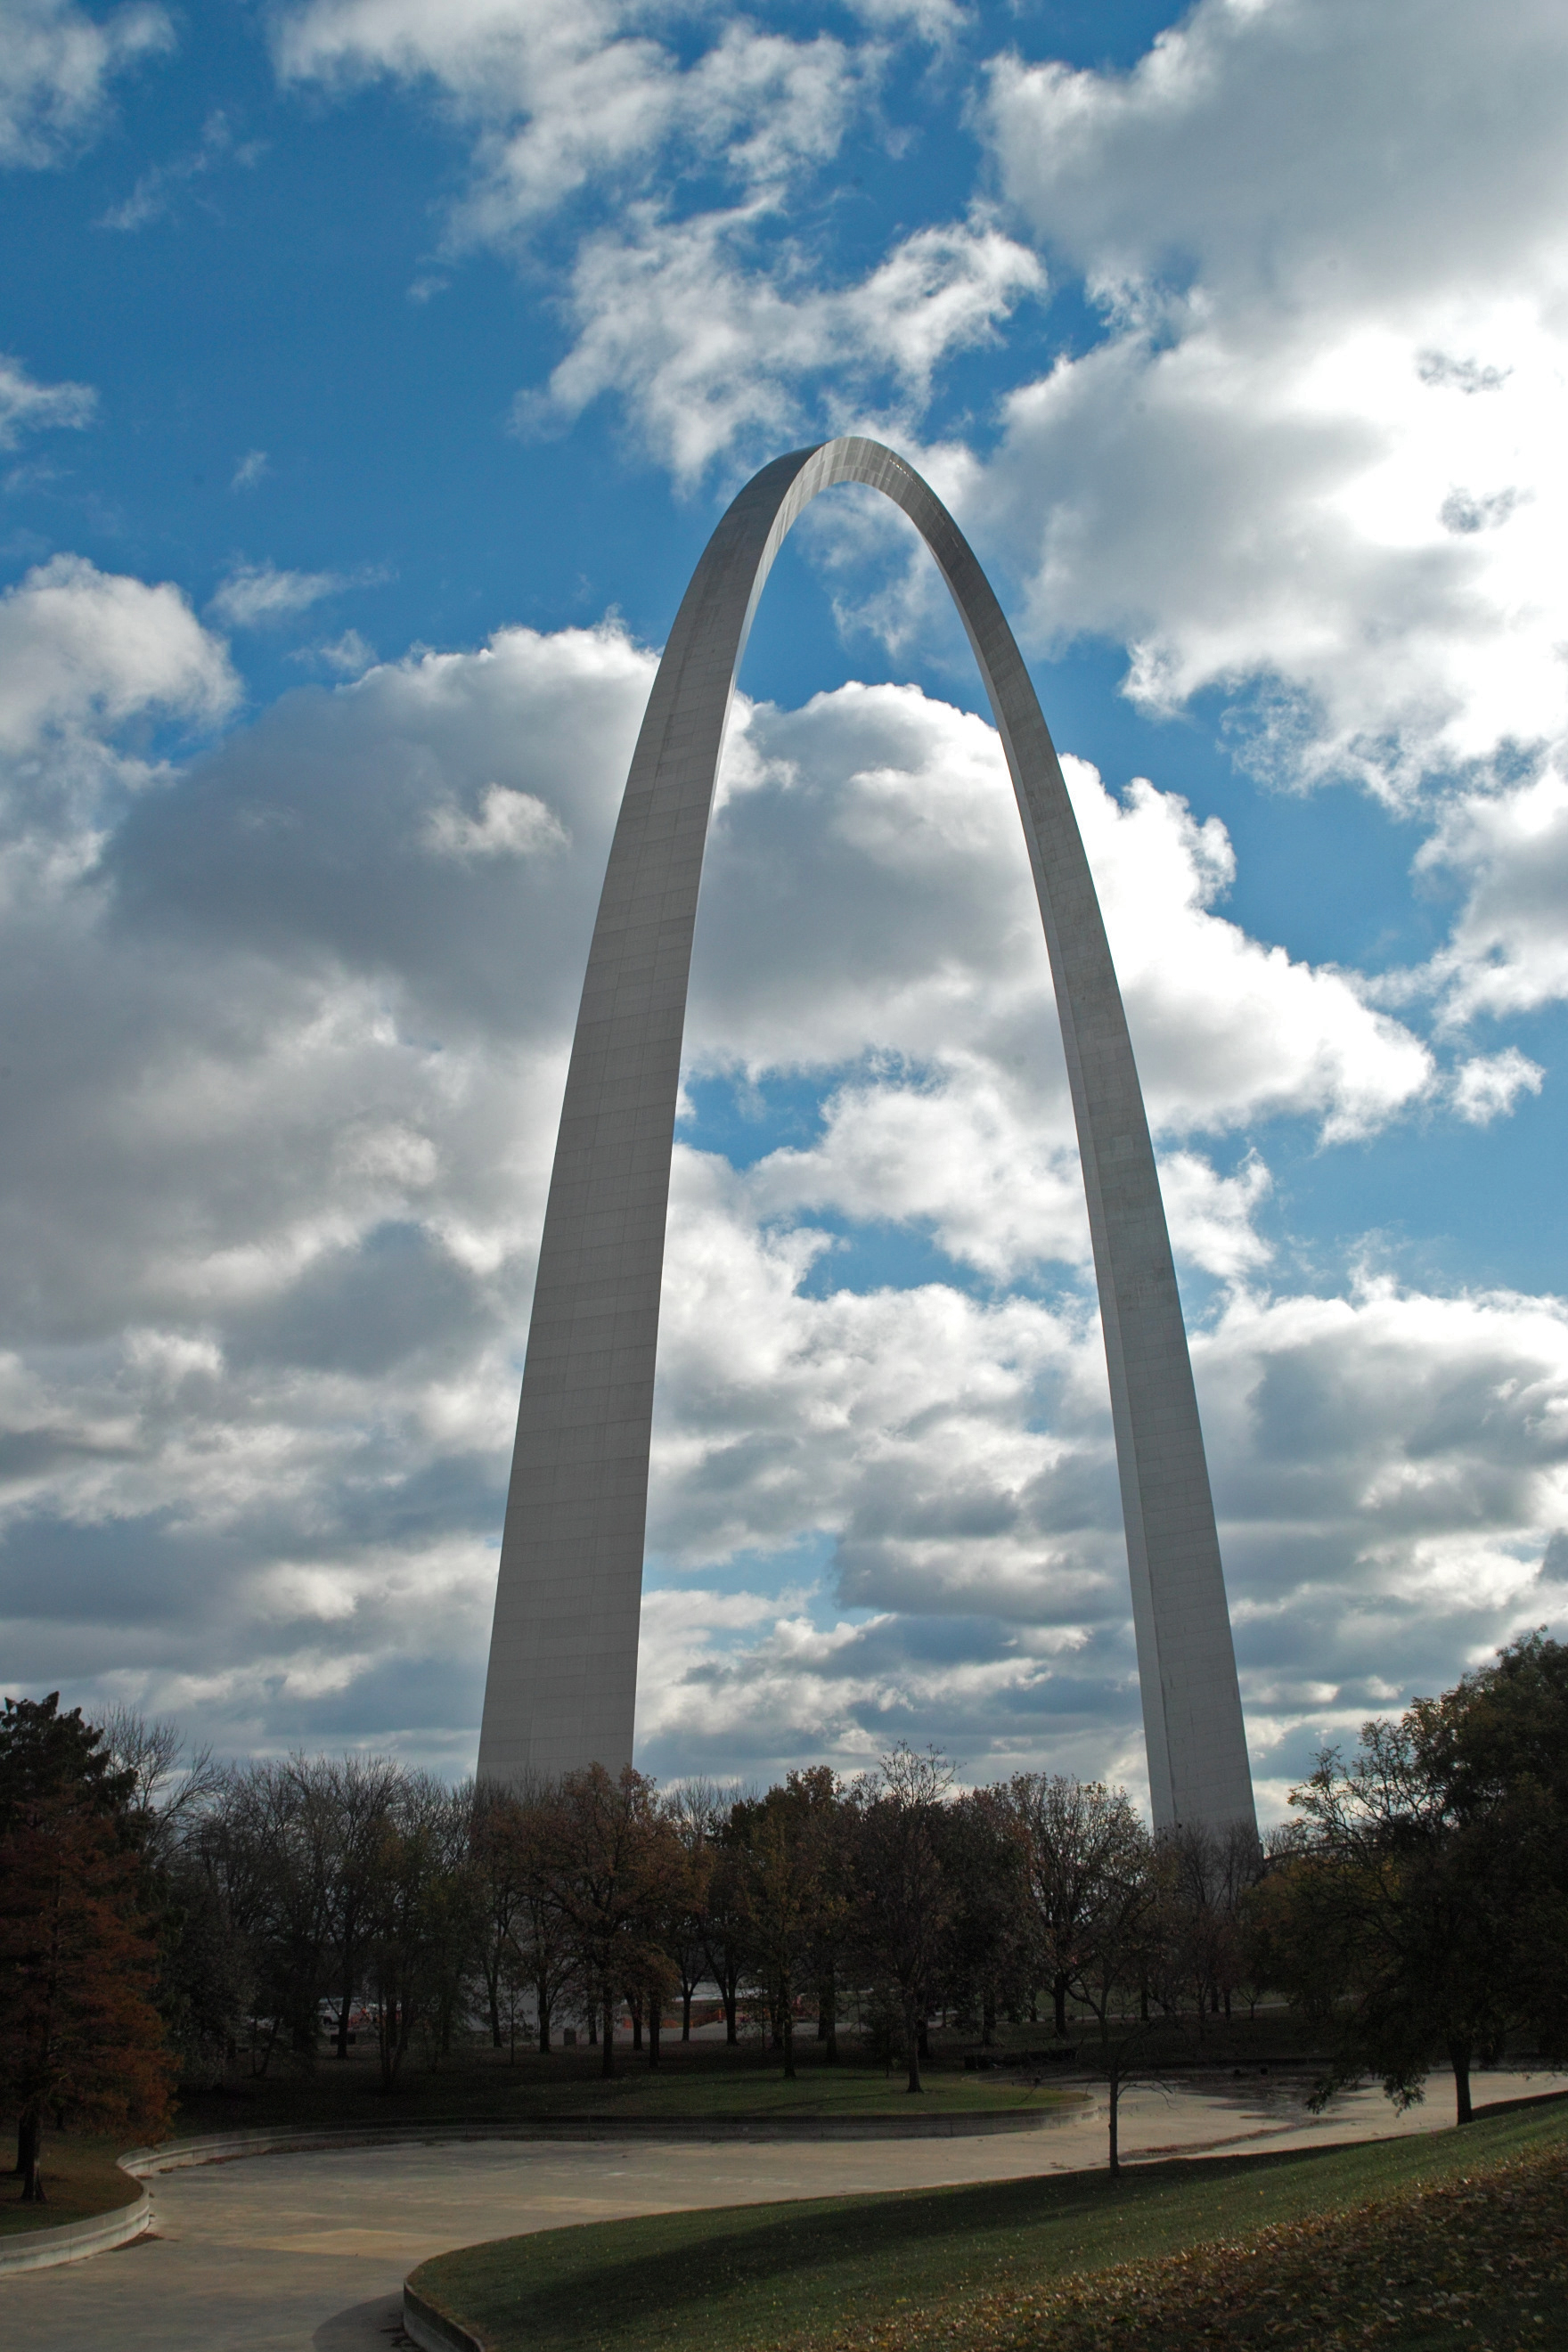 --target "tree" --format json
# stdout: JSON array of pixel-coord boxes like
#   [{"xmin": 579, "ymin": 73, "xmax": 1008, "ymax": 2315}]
[
  {"xmin": 323, "ymin": 1756, "xmax": 401, "ymax": 2062},
  {"xmin": 1005, "ymin": 1775, "xmax": 1147, "ymax": 2038},
  {"xmin": 363, "ymin": 1774, "xmax": 480, "ymax": 2087},
  {"xmin": 731, "ymin": 1769, "xmax": 845, "ymax": 2080},
  {"xmin": 1263, "ymin": 1715, "xmax": 1509, "ymax": 2124},
  {"xmin": 852, "ymin": 1746, "xmax": 954, "ymax": 2094},
  {"xmin": 936, "ymin": 1788, "xmax": 1030, "ymax": 2046},
  {"xmin": 101, "ymin": 1707, "xmax": 247, "ymax": 2082},
  {"xmin": 0, "ymin": 1694, "xmax": 175, "ymax": 2200},
  {"xmin": 534, "ymin": 1765, "xmax": 688, "ymax": 2078},
  {"xmin": 663, "ymin": 1782, "xmax": 721, "ymax": 2041}
]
